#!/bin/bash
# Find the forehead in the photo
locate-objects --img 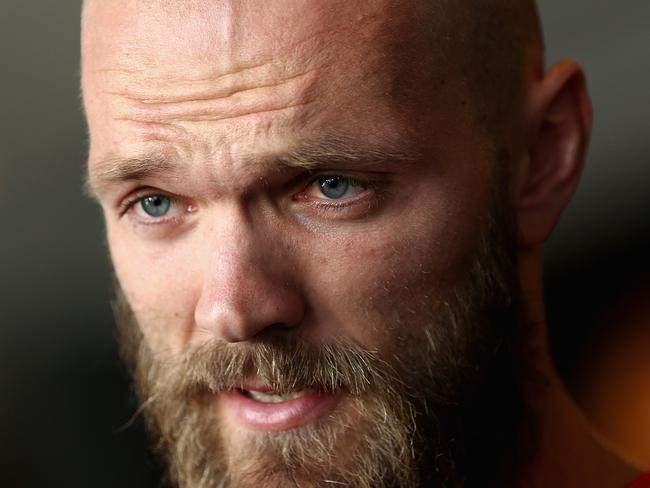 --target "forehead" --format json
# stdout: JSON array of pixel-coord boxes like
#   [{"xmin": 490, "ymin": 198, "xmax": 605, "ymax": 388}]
[
  {"xmin": 82, "ymin": 0, "xmax": 416, "ymax": 84},
  {"xmin": 82, "ymin": 0, "xmax": 475, "ymax": 191}
]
